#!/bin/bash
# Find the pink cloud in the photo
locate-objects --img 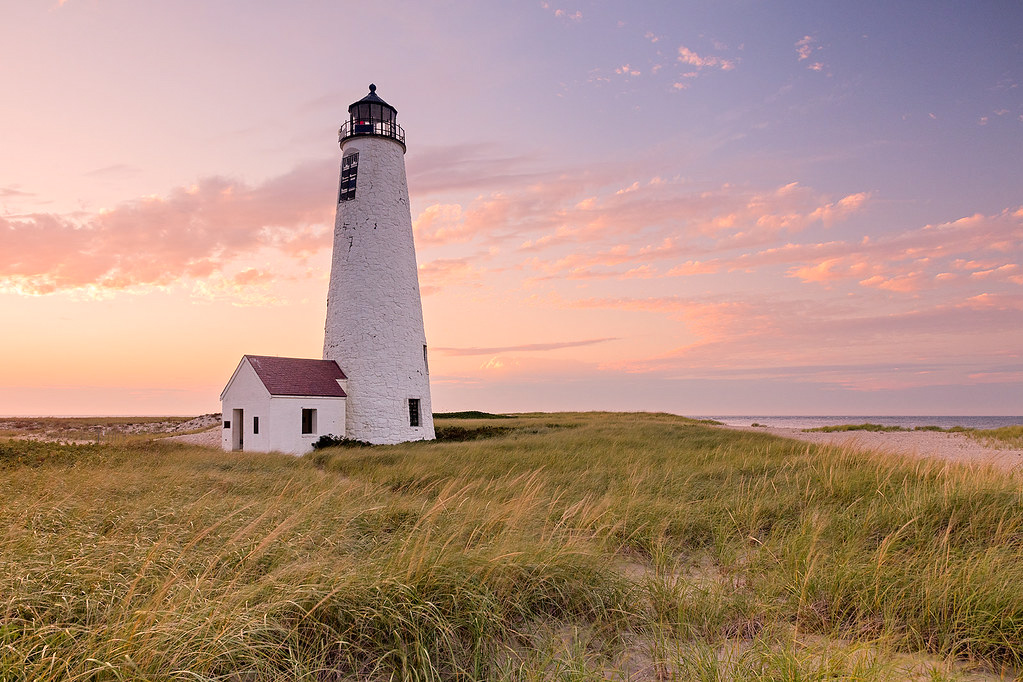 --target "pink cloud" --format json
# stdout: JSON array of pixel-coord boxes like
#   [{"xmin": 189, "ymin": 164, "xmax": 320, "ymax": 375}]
[
  {"xmin": 788, "ymin": 257, "xmax": 856, "ymax": 284},
  {"xmin": 794, "ymin": 36, "xmax": 828, "ymax": 73},
  {"xmin": 409, "ymin": 154, "xmax": 1016, "ymax": 317},
  {"xmin": 233, "ymin": 268, "xmax": 274, "ymax": 285},
  {"xmin": 0, "ymin": 159, "xmax": 335, "ymax": 294},
  {"xmin": 677, "ymin": 46, "xmax": 736, "ymax": 71},
  {"xmin": 776, "ymin": 208, "xmax": 1023, "ymax": 293},
  {"xmin": 795, "ymin": 36, "xmax": 815, "ymax": 61},
  {"xmin": 858, "ymin": 272, "xmax": 928, "ymax": 293},
  {"xmin": 413, "ymin": 203, "xmax": 468, "ymax": 245},
  {"xmin": 417, "ymin": 257, "xmax": 486, "ymax": 296},
  {"xmin": 408, "ymin": 173, "xmax": 876, "ymax": 286},
  {"xmin": 970, "ymin": 264, "xmax": 1019, "ymax": 279},
  {"xmin": 666, "ymin": 260, "xmax": 720, "ymax": 276},
  {"xmin": 529, "ymin": 179, "xmax": 868, "ymax": 257}
]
